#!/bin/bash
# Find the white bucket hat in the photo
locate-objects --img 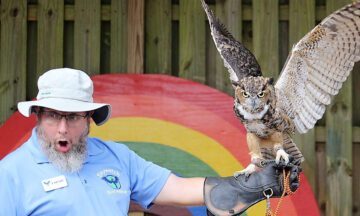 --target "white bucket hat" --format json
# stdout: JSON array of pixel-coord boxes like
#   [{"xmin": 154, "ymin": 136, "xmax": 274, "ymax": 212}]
[{"xmin": 17, "ymin": 68, "xmax": 111, "ymax": 126}]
